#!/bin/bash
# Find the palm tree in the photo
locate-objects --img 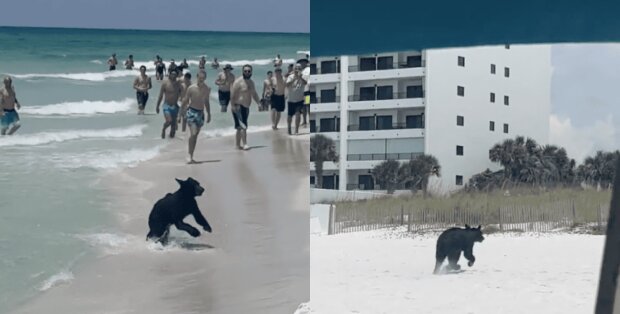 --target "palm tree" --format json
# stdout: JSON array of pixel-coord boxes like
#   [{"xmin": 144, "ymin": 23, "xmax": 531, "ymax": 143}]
[
  {"xmin": 310, "ymin": 134, "xmax": 339, "ymax": 189},
  {"xmin": 398, "ymin": 154, "xmax": 441, "ymax": 196},
  {"xmin": 577, "ymin": 150, "xmax": 620, "ymax": 188},
  {"xmin": 371, "ymin": 159, "xmax": 401, "ymax": 194}
]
